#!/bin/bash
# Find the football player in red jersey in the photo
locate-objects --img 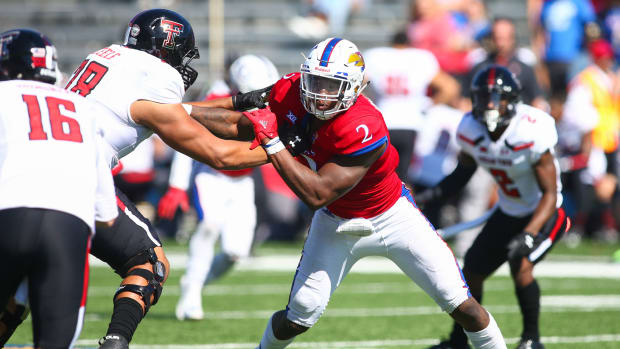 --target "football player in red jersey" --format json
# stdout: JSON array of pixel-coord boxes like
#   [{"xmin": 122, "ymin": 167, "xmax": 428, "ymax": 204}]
[{"xmin": 188, "ymin": 38, "xmax": 508, "ymax": 349}]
